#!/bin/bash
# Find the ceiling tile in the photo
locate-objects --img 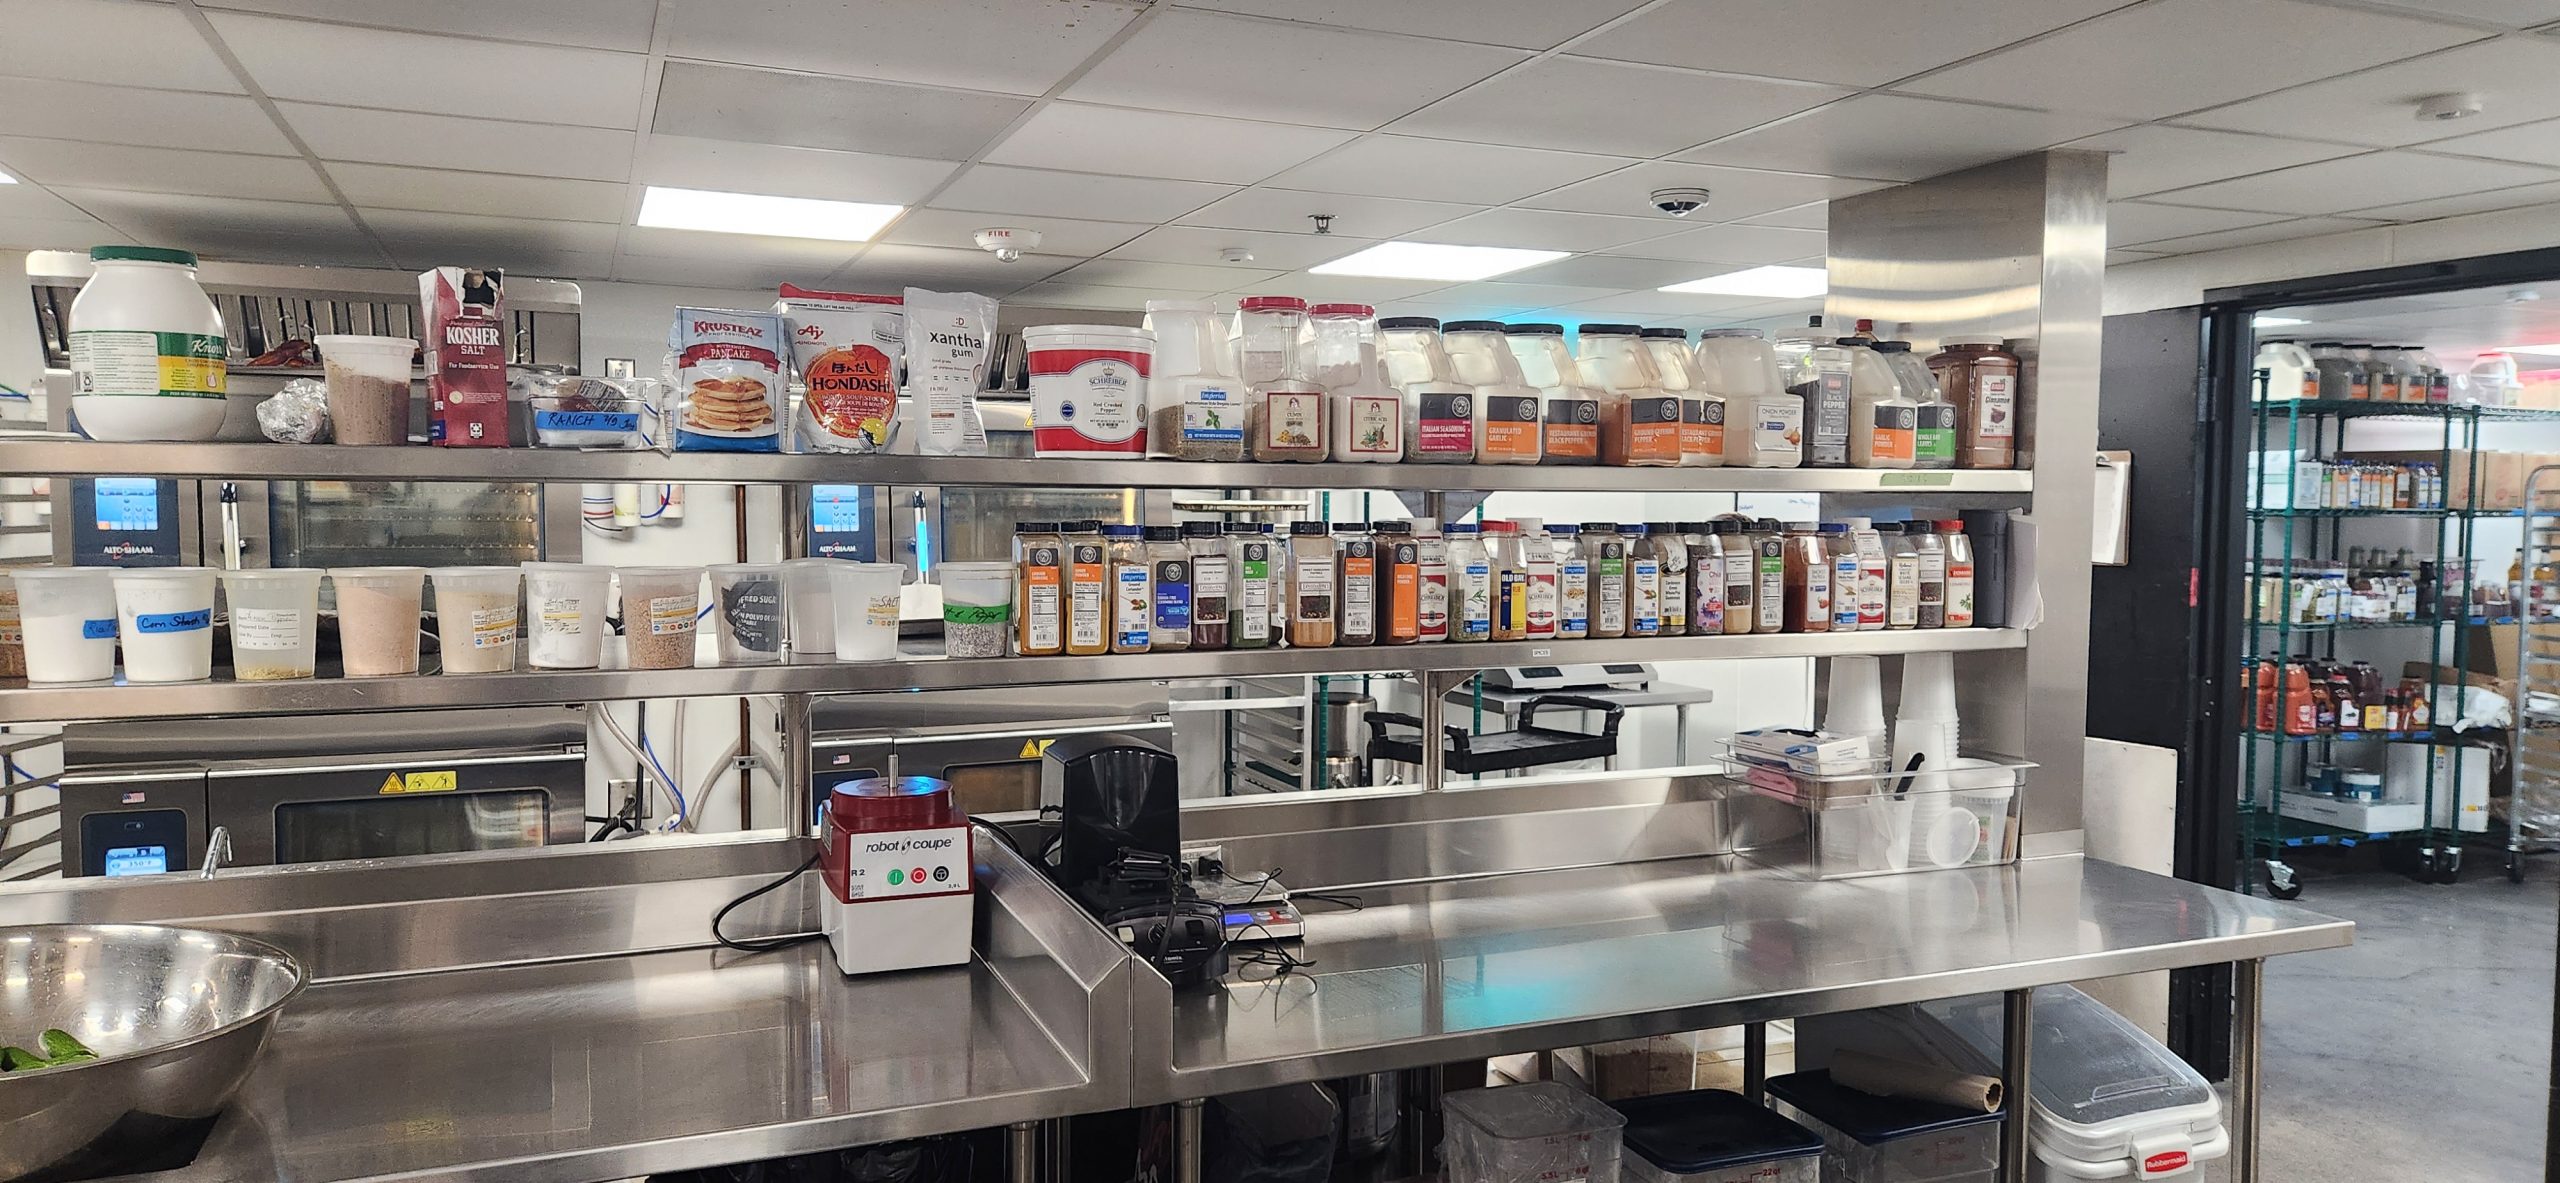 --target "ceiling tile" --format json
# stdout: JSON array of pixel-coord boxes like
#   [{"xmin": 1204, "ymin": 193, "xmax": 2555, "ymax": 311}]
[
  {"xmin": 1064, "ymin": 9, "xmax": 1527, "ymax": 129},
  {"xmin": 1624, "ymin": 223, "xmax": 1827, "ymax": 265},
  {"xmin": 2107, "ymin": 248, "xmax": 2167, "ymax": 265},
  {"xmin": 2178, "ymin": 37, "xmax": 2560, "ymax": 147},
  {"xmin": 279, "ymin": 103, "xmax": 635, "ymax": 182},
  {"xmin": 1572, "ymin": 0, "xmax": 2128, "ymax": 87},
  {"xmin": 324, "ymin": 162, "xmax": 628, "ymax": 222},
  {"xmin": 2063, "ymin": 125, "xmax": 2360, "ymax": 199},
  {"xmin": 2422, "ymin": 115, "xmax": 2560, "ymax": 167},
  {"xmin": 57, "ymin": 189, "xmax": 381, "ymax": 265},
  {"xmin": 1212, "ymin": 272, "xmax": 1451, "ymax": 305},
  {"xmin": 653, "ymin": 62, "xmax": 1026, "ymax": 160},
  {"xmin": 664, "ymin": 0, "xmax": 1141, "ymax": 96},
  {"xmin": 2306, "ymin": 0, "xmax": 2560, "ymax": 25},
  {"xmin": 0, "ymin": 0, "xmax": 245, "ymax": 92},
  {"xmin": 1268, "ymin": 135, "xmax": 1629, "ymax": 204},
  {"xmin": 2148, "ymin": 150, "xmax": 2560, "ymax": 214},
  {"xmin": 198, "ymin": 0, "xmax": 661, "ymax": 52},
  {"xmin": 883, "ymin": 209, "xmax": 1147, "ymax": 257},
  {"xmin": 1740, "ymin": 202, "xmax": 1828, "ymax": 230},
  {"xmin": 1048, "ymin": 258, "xmax": 1289, "ymax": 291},
  {"xmin": 0, "ymin": 214, "xmax": 128, "ymax": 251},
  {"xmin": 367, "ymin": 208, "xmax": 621, "ymax": 271},
  {"xmin": 612, "ymin": 254, "xmax": 815, "ymax": 291},
  {"xmin": 0, "ymin": 185, "xmax": 97, "ymax": 223},
  {"xmin": 207, "ymin": 12, "xmax": 647, "ymax": 128},
  {"xmin": 1419, "ymin": 281, "xmax": 1624, "ymax": 314},
  {"xmin": 1176, "ymin": 187, "xmax": 1480, "ymax": 239},
  {"xmin": 2132, "ymin": 216, "xmax": 2391, "ymax": 255},
  {"xmin": 0, "ymin": 138, "xmax": 329, "ymax": 203},
  {"xmin": 636, "ymin": 136, "xmax": 959, "ymax": 205},
  {"xmin": 1422, "ymin": 207, "xmax": 1677, "ymax": 252},
  {"xmin": 1501, "ymin": 255, "xmax": 1725, "ymax": 290},
  {"xmin": 2107, "ymin": 201, "xmax": 2287, "ymax": 246},
  {"xmin": 1558, "ymin": 290, "xmax": 1785, "ymax": 318},
  {"xmin": 0, "ymin": 79, "xmax": 289, "ymax": 155},
  {"xmin": 622, "ymin": 226, "xmax": 868, "ymax": 267},
  {"xmin": 1390, "ymin": 56, "xmax": 1849, "ymax": 157},
  {"xmin": 1173, "ymin": 0, "xmax": 1649, "ymax": 50},
  {"xmin": 935, "ymin": 165, "xmax": 1237, "ymax": 222},
  {"xmin": 983, "ymin": 103, "xmax": 1355, "ymax": 185},
  {"xmin": 843, "ymin": 244, "xmax": 1081, "ymax": 290},
  {"xmin": 1009, "ymin": 280, "xmax": 1179, "ymax": 309},
  {"xmin": 1104, "ymin": 225, "xmax": 1377, "ymax": 271},
  {"xmin": 1680, "ymin": 96, "xmax": 2127, "ymax": 183},
  {"xmin": 1525, "ymin": 161, "xmax": 1879, "ymax": 220},
  {"xmin": 2342, "ymin": 177, "xmax": 2560, "ymax": 220},
  {"xmin": 1900, "ymin": 0, "xmax": 2483, "ymax": 121}
]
